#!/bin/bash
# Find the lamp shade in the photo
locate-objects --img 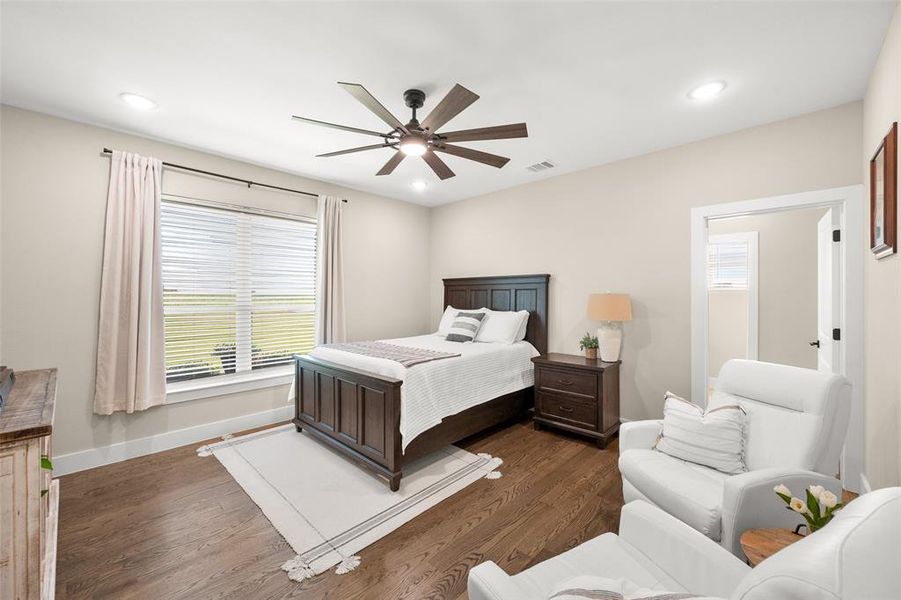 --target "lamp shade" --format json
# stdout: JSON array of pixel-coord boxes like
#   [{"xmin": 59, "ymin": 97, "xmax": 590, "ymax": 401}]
[{"xmin": 587, "ymin": 293, "xmax": 632, "ymax": 322}]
